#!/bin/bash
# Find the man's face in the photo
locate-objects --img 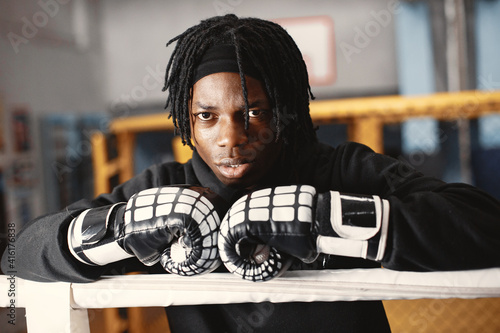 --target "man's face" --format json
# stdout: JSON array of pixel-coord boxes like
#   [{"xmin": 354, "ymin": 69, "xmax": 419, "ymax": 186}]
[{"xmin": 190, "ymin": 72, "xmax": 283, "ymax": 189}]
